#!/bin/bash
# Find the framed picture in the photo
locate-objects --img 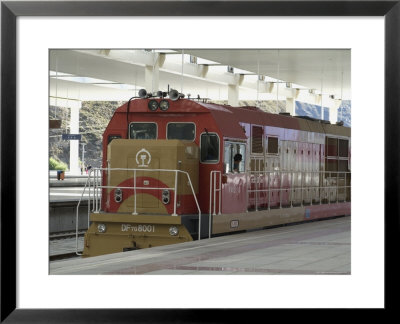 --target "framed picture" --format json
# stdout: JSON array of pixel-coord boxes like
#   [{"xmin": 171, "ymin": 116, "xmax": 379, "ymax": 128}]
[{"xmin": 1, "ymin": 0, "xmax": 398, "ymax": 321}]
